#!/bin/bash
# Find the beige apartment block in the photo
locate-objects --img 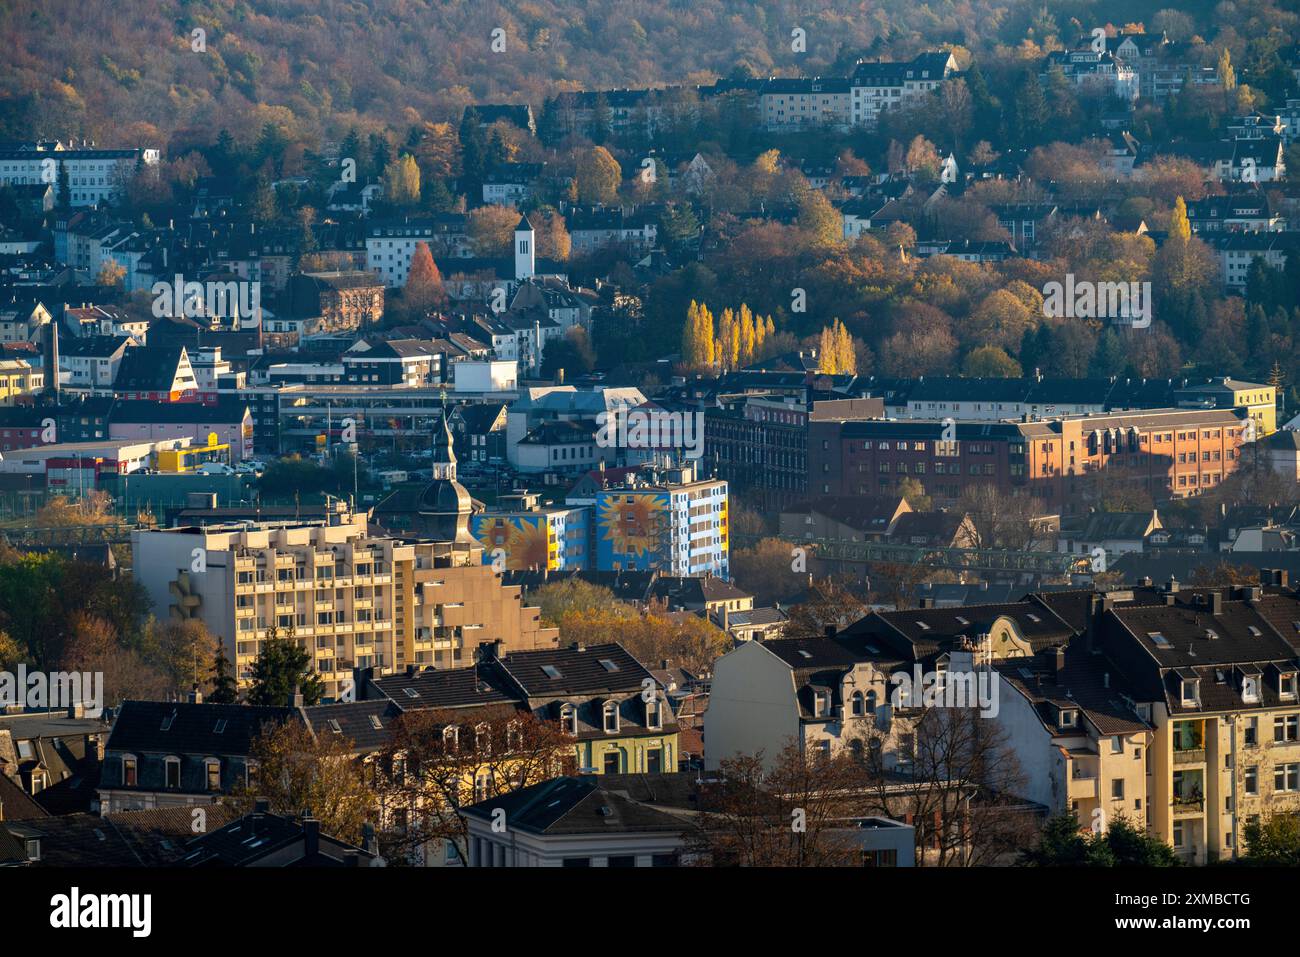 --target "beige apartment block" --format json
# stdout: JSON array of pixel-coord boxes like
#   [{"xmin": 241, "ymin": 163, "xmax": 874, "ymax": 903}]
[{"xmin": 132, "ymin": 506, "xmax": 557, "ymax": 700}]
